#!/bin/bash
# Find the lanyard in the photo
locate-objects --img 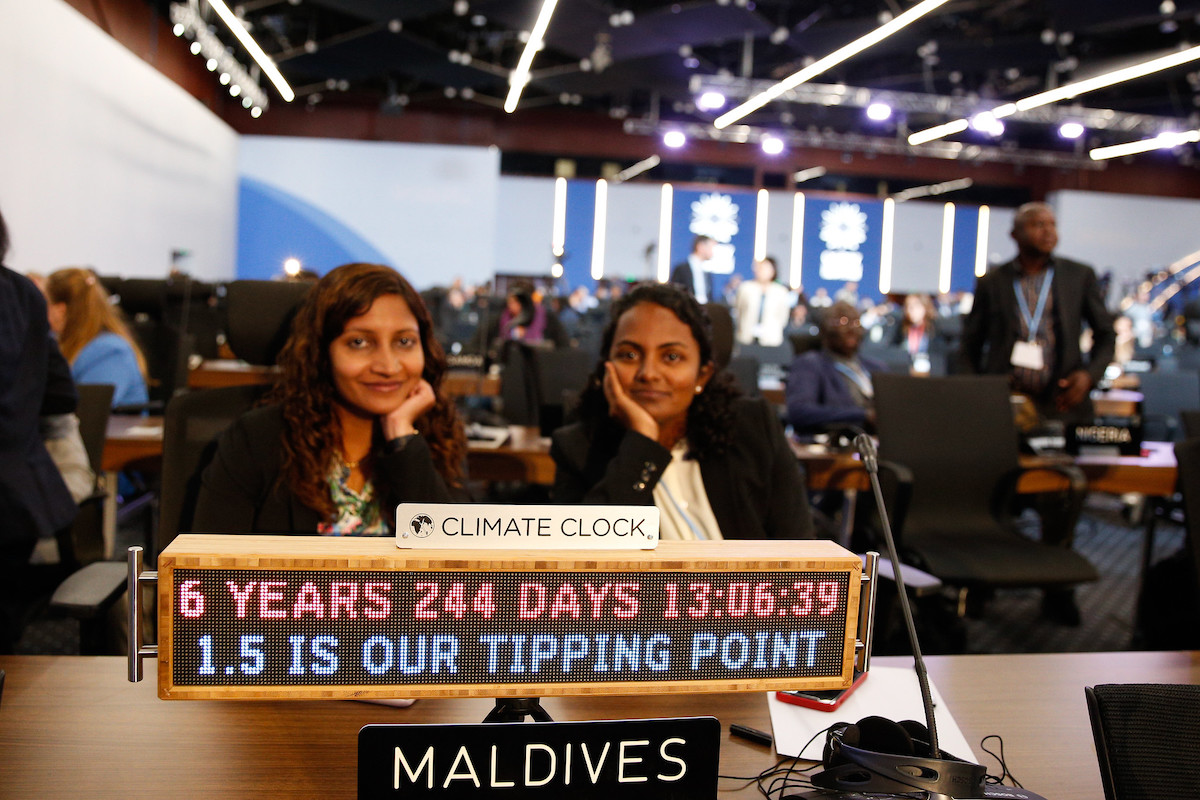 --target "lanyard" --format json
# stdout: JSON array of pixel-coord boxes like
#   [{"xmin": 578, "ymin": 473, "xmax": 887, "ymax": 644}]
[
  {"xmin": 833, "ymin": 361, "xmax": 874, "ymax": 398},
  {"xmin": 1014, "ymin": 268, "xmax": 1054, "ymax": 343}
]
